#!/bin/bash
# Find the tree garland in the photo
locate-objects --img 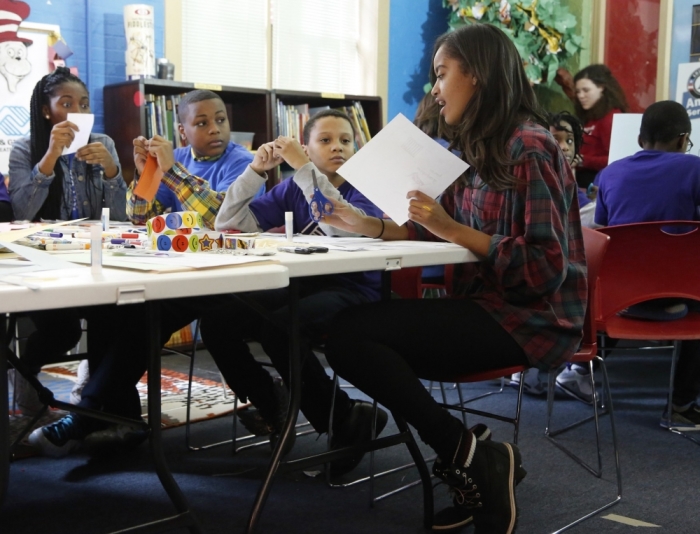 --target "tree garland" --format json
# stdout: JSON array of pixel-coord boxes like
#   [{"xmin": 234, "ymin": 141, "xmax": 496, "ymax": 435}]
[{"xmin": 443, "ymin": 0, "xmax": 583, "ymax": 85}]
